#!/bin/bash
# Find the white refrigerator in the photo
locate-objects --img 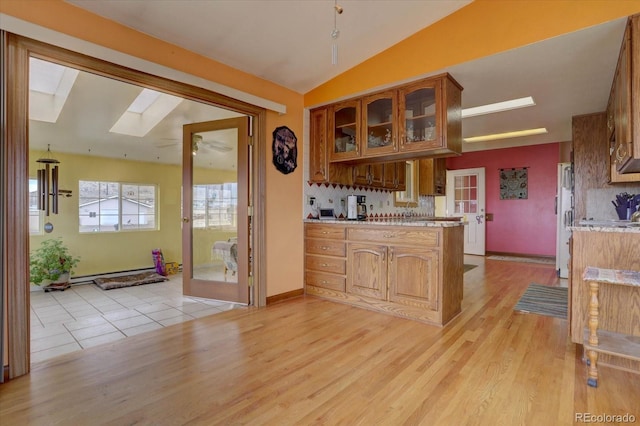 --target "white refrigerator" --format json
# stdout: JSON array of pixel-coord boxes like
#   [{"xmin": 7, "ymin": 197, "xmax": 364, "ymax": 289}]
[{"xmin": 556, "ymin": 162, "xmax": 573, "ymax": 278}]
